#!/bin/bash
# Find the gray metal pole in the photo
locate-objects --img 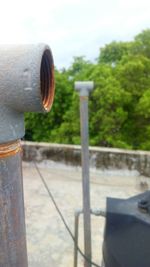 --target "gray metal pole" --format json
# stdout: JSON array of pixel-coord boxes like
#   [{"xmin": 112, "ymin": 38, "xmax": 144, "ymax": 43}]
[
  {"xmin": 0, "ymin": 140, "xmax": 28, "ymax": 267},
  {"xmin": 74, "ymin": 210, "xmax": 82, "ymax": 267},
  {"xmin": 80, "ymin": 95, "xmax": 91, "ymax": 267},
  {"xmin": 75, "ymin": 81, "xmax": 94, "ymax": 267}
]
